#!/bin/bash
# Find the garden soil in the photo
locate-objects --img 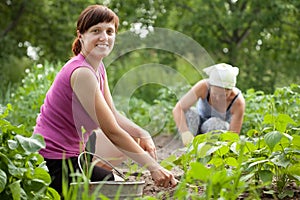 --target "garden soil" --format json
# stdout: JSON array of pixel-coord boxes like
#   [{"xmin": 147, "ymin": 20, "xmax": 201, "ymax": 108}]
[
  {"xmin": 142, "ymin": 134, "xmax": 185, "ymax": 198},
  {"xmin": 118, "ymin": 133, "xmax": 185, "ymax": 198}
]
